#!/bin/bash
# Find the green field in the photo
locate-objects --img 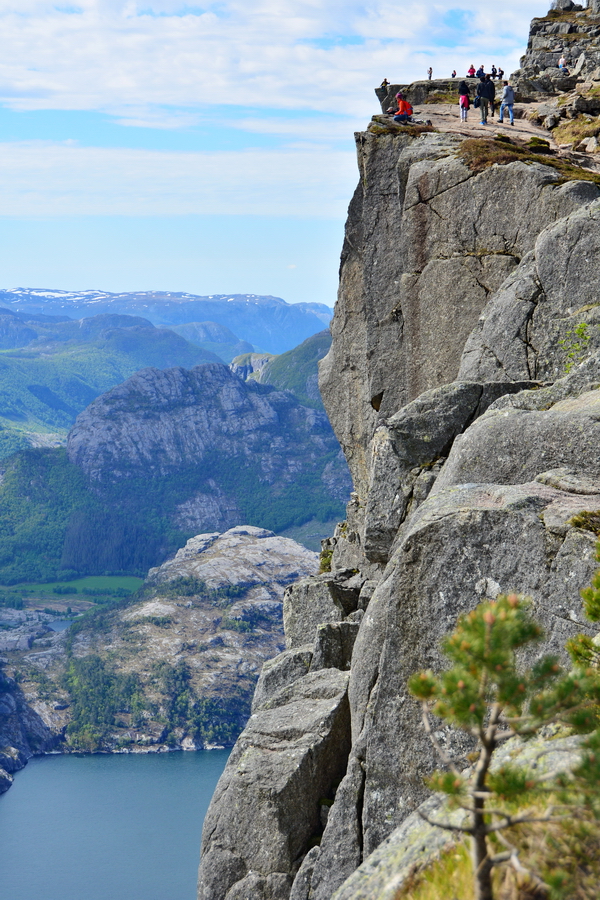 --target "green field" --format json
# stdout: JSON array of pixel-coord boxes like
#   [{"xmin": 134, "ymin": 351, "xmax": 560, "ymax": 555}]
[{"xmin": 3, "ymin": 575, "xmax": 144, "ymax": 595}]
